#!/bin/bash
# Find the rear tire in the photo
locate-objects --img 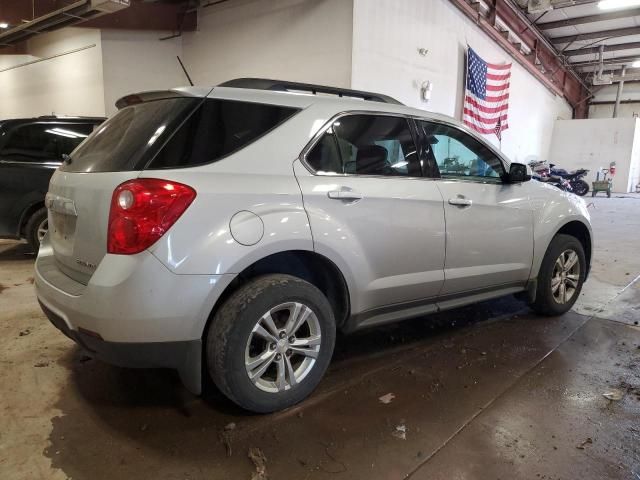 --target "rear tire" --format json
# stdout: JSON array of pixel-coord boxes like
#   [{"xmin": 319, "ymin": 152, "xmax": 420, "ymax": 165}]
[
  {"xmin": 206, "ymin": 274, "xmax": 336, "ymax": 413},
  {"xmin": 573, "ymin": 180, "xmax": 589, "ymax": 196},
  {"xmin": 530, "ymin": 234, "xmax": 586, "ymax": 316},
  {"xmin": 25, "ymin": 207, "xmax": 48, "ymax": 253}
]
